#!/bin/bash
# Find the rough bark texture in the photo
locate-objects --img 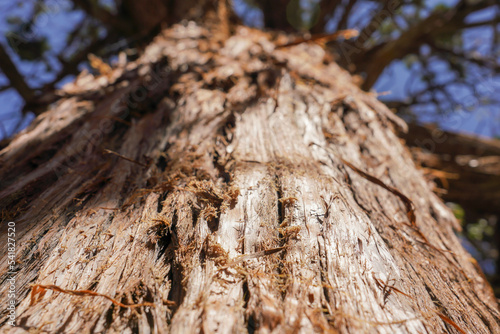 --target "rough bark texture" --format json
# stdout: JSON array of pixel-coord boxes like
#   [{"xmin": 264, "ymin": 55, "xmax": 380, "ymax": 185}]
[{"xmin": 1, "ymin": 23, "xmax": 499, "ymax": 333}]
